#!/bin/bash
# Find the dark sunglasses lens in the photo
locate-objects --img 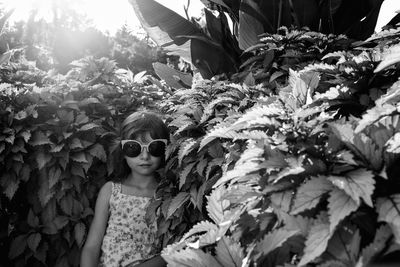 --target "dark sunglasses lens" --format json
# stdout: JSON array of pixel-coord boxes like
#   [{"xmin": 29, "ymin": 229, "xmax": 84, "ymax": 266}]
[
  {"xmin": 123, "ymin": 142, "xmax": 141, "ymax": 157},
  {"xmin": 148, "ymin": 141, "xmax": 166, "ymax": 157}
]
